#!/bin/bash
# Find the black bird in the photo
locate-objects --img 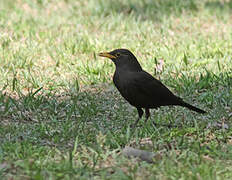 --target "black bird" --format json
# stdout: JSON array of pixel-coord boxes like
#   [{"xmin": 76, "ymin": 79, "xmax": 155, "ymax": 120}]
[{"xmin": 98, "ymin": 49, "xmax": 206, "ymax": 127}]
